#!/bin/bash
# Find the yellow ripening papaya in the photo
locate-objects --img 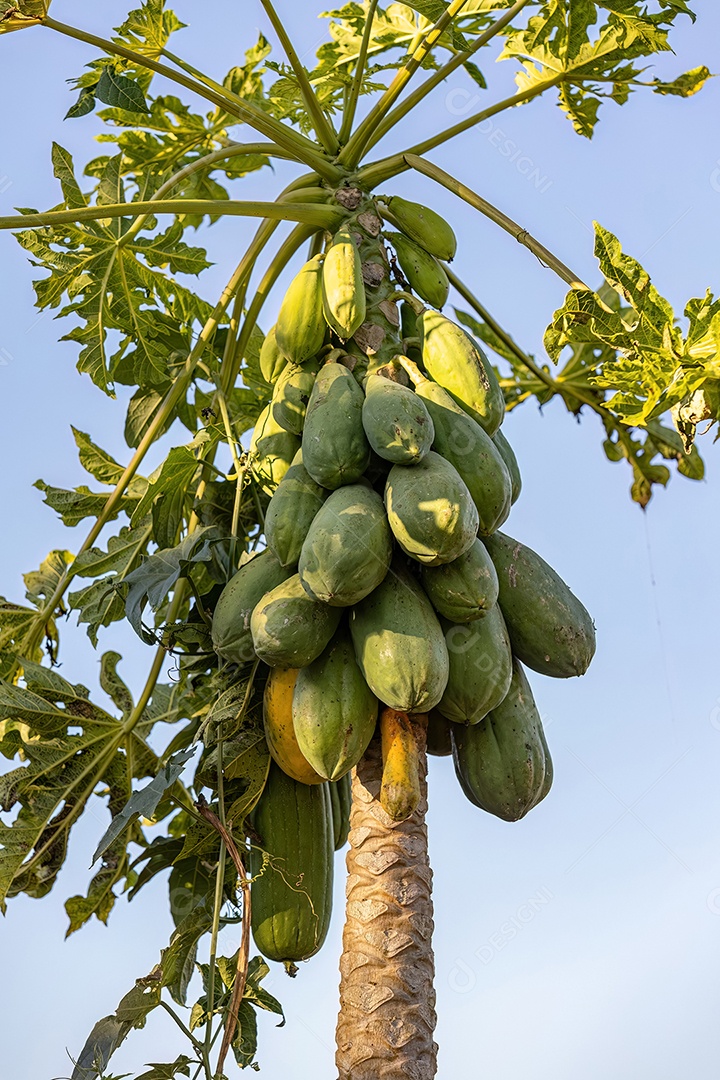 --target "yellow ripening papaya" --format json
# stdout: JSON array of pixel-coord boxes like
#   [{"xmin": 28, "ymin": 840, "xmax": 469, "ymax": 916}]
[
  {"xmin": 387, "ymin": 231, "xmax": 449, "ymax": 309},
  {"xmin": 322, "ymin": 226, "xmax": 367, "ymax": 339},
  {"xmin": 382, "ymin": 196, "xmax": 457, "ymax": 262},
  {"xmin": 275, "ymin": 254, "xmax": 326, "ymax": 363},
  {"xmin": 249, "ymin": 403, "xmax": 300, "ymax": 495},
  {"xmin": 259, "ymin": 325, "xmax": 287, "ymax": 385},
  {"xmin": 419, "ymin": 311, "xmax": 505, "ymax": 436},
  {"xmin": 380, "ymin": 707, "xmax": 424, "ymax": 821},
  {"xmin": 263, "ymin": 666, "xmax": 324, "ymax": 785}
]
